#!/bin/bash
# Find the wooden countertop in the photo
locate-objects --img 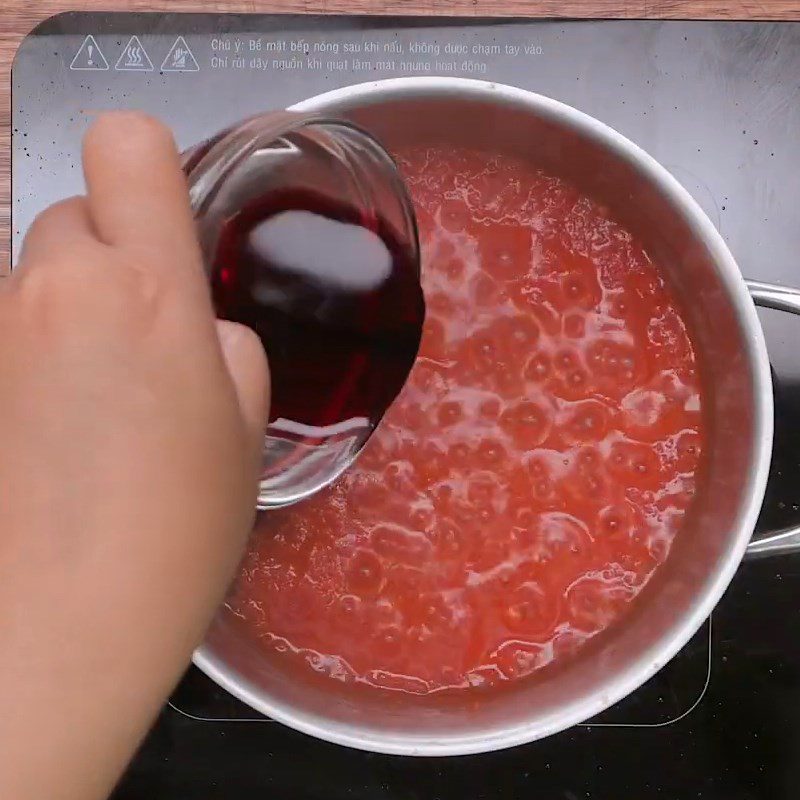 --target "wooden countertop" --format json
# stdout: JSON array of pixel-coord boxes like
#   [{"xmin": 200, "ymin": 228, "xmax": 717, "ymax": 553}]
[{"xmin": 3, "ymin": 1, "xmax": 798, "ymax": 268}]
